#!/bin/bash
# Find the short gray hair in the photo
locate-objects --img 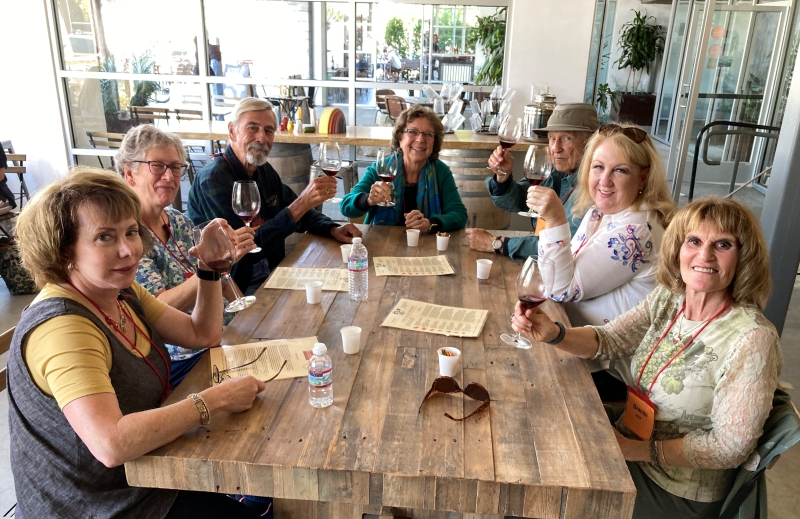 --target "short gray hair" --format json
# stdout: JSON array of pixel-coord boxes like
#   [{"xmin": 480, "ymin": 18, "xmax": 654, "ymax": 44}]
[
  {"xmin": 231, "ymin": 98, "xmax": 276, "ymax": 128},
  {"xmin": 114, "ymin": 124, "xmax": 187, "ymax": 176}
]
